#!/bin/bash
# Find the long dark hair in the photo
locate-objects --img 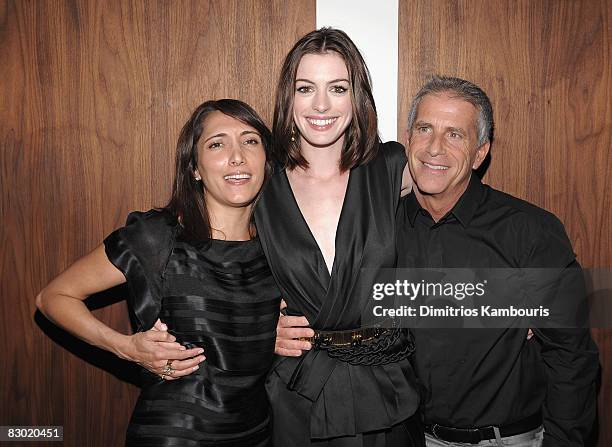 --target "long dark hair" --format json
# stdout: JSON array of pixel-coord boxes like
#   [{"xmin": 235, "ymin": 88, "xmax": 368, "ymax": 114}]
[
  {"xmin": 164, "ymin": 99, "xmax": 272, "ymax": 242},
  {"xmin": 273, "ymin": 27, "xmax": 380, "ymax": 172}
]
